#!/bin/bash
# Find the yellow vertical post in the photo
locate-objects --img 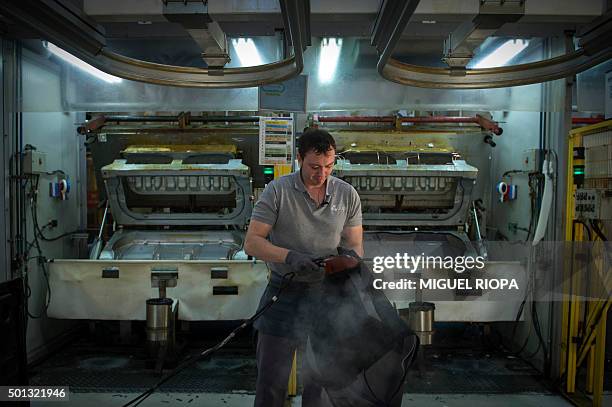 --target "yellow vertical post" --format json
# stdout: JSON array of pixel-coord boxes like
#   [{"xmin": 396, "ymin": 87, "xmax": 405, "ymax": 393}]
[
  {"xmin": 562, "ymin": 131, "xmax": 579, "ymax": 386},
  {"xmin": 287, "ymin": 350, "xmax": 297, "ymax": 397},
  {"xmin": 585, "ymin": 344, "xmax": 595, "ymax": 393},
  {"xmin": 584, "ymin": 238, "xmax": 600, "ymax": 395},
  {"xmin": 592, "ymin": 302, "xmax": 609, "ymax": 407},
  {"xmin": 567, "ymin": 262, "xmax": 581, "ymax": 393}
]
